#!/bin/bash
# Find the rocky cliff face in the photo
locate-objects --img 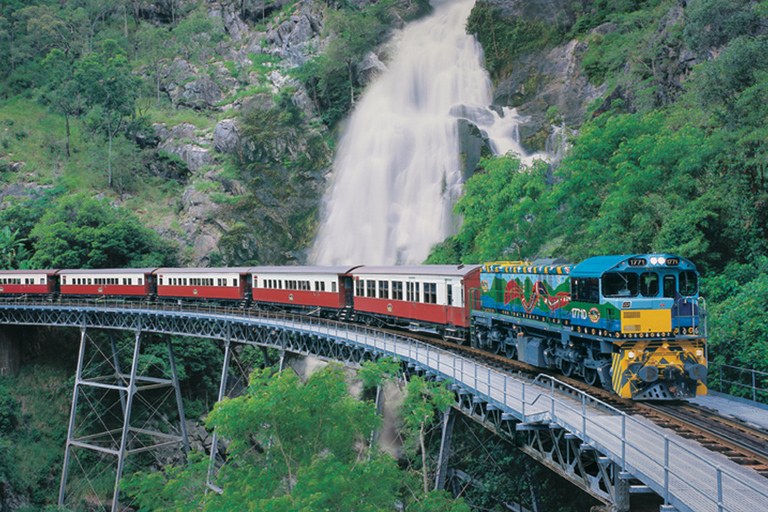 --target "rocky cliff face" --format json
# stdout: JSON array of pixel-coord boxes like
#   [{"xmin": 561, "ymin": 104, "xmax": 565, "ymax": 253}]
[
  {"xmin": 131, "ymin": 0, "xmax": 703, "ymax": 264},
  {"xmin": 470, "ymin": 0, "xmax": 697, "ymax": 155}
]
